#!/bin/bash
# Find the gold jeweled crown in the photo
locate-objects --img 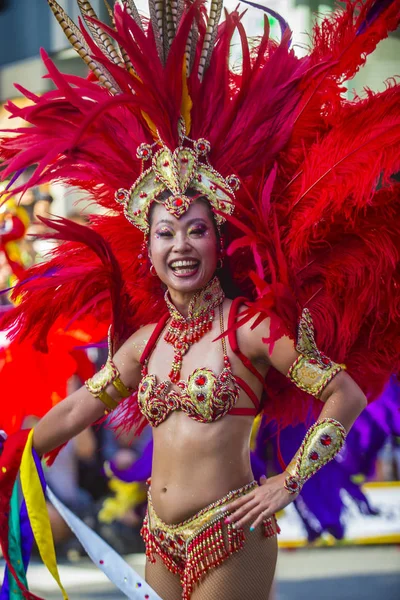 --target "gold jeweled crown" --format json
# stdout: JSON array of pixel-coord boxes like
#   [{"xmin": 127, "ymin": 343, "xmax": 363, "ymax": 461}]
[{"xmin": 115, "ymin": 120, "xmax": 240, "ymax": 234}]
